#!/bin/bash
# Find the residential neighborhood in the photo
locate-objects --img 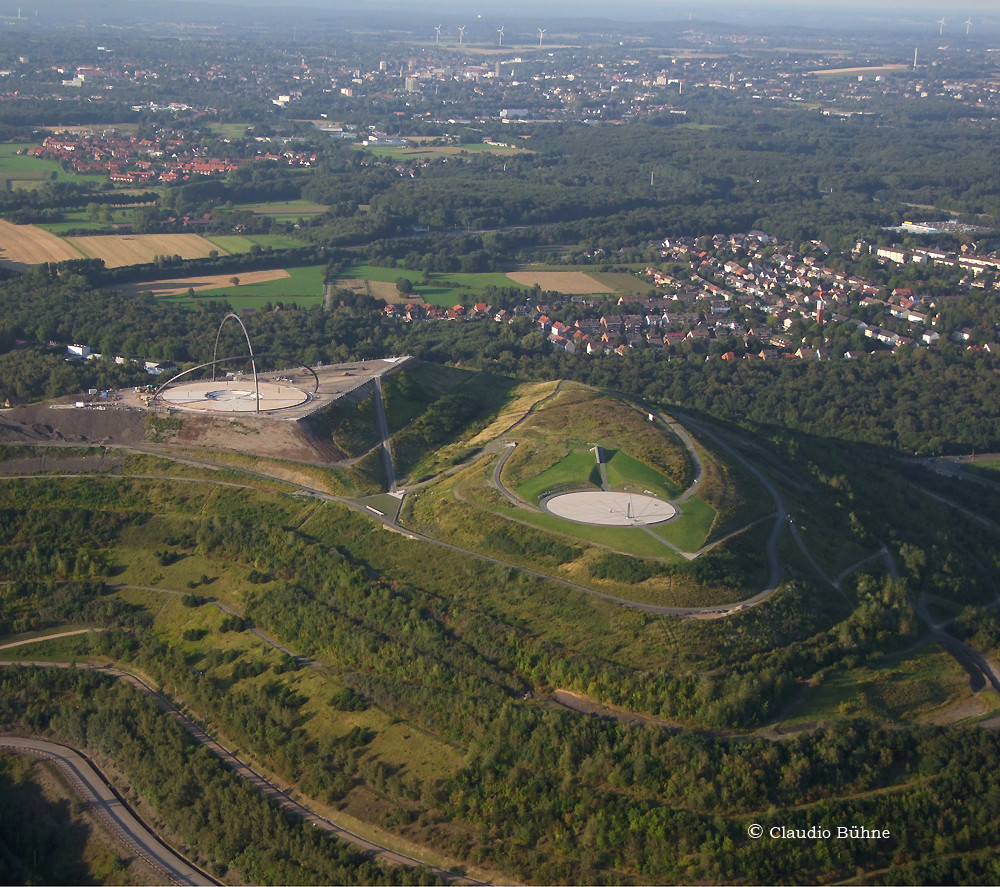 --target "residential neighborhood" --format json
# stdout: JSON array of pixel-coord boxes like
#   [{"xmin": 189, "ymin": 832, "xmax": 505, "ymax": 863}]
[{"xmin": 380, "ymin": 231, "xmax": 1000, "ymax": 362}]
